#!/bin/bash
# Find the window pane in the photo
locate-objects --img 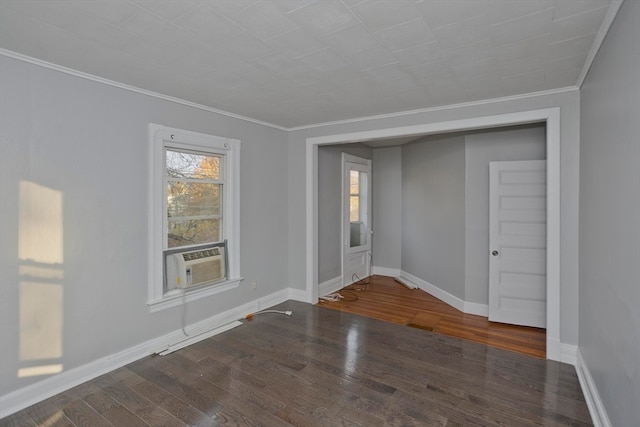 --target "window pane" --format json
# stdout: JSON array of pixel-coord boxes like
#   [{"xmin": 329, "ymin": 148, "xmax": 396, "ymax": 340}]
[
  {"xmin": 350, "ymin": 170, "xmax": 359, "ymax": 194},
  {"xmin": 350, "ymin": 195, "xmax": 359, "ymax": 222},
  {"xmin": 166, "ymin": 149, "xmax": 221, "ymax": 180},
  {"xmin": 167, "ymin": 218, "xmax": 220, "ymax": 248},
  {"xmin": 167, "ymin": 182, "xmax": 221, "ymax": 217}
]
